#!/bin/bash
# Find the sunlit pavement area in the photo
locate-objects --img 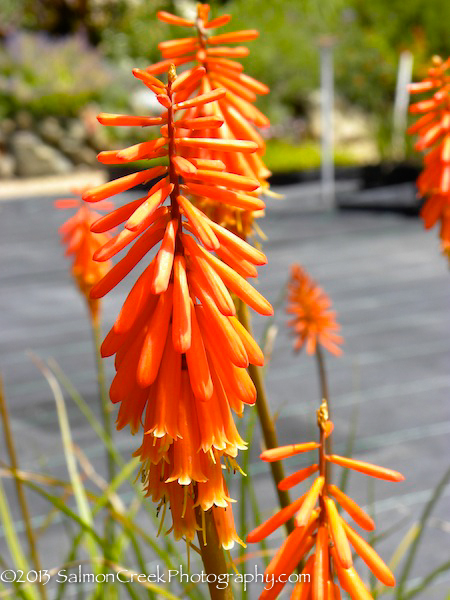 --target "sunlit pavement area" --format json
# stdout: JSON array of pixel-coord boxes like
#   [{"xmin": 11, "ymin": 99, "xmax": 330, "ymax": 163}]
[{"xmin": 1, "ymin": 180, "xmax": 449, "ymax": 598}]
